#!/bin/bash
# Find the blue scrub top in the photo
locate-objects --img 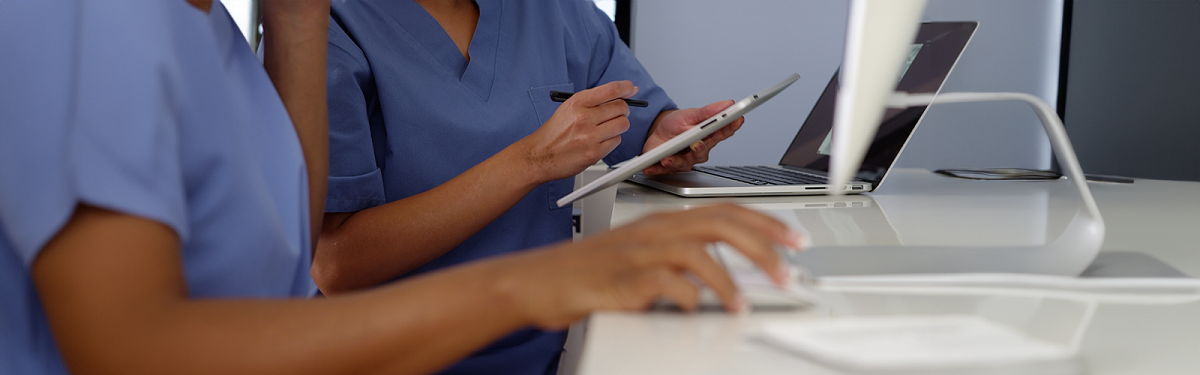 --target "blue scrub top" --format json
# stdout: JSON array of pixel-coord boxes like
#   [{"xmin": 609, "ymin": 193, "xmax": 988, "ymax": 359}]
[
  {"xmin": 326, "ymin": 1, "xmax": 676, "ymax": 374},
  {"xmin": 0, "ymin": 2, "xmax": 316, "ymax": 374}
]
